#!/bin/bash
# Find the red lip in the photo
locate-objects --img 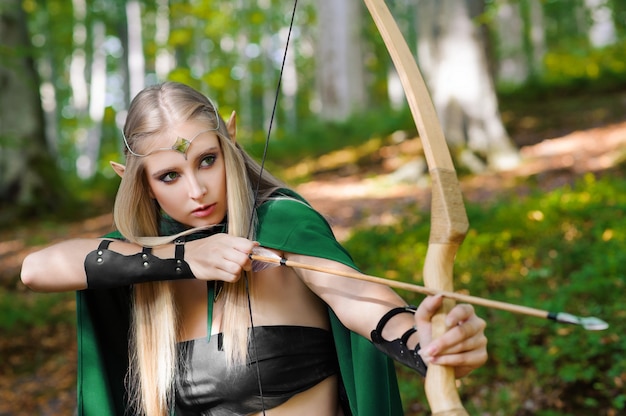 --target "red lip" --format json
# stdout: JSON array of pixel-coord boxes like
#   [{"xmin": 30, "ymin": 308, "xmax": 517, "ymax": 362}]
[{"xmin": 192, "ymin": 203, "xmax": 216, "ymax": 218}]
